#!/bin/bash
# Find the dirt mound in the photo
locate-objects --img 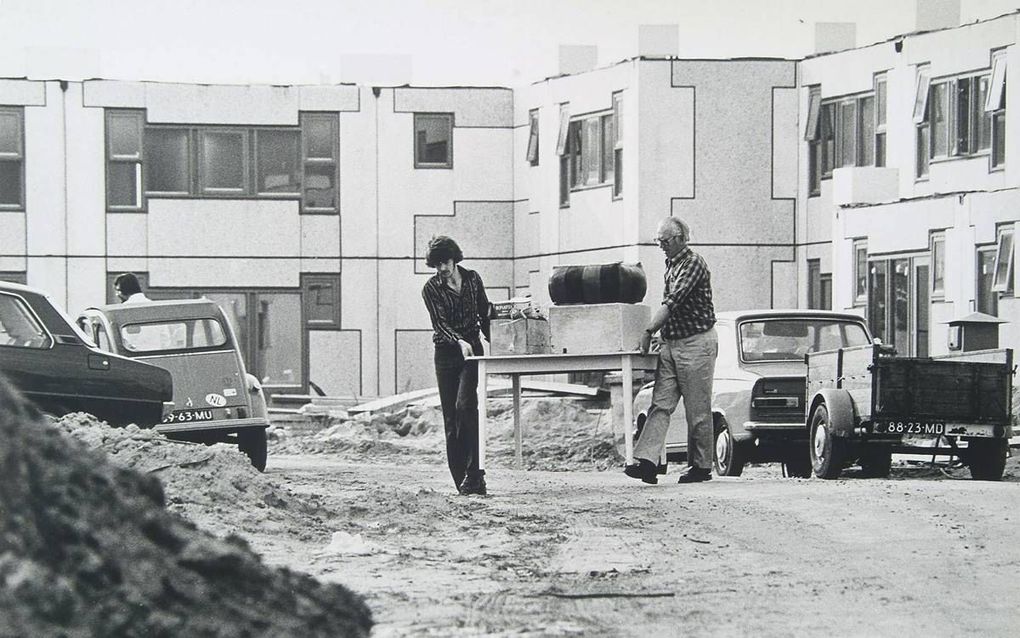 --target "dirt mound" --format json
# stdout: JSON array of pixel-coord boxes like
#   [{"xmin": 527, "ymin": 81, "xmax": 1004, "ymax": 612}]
[
  {"xmin": 270, "ymin": 398, "xmax": 624, "ymax": 471},
  {"xmin": 0, "ymin": 379, "xmax": 372, "ymax": 638}
]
